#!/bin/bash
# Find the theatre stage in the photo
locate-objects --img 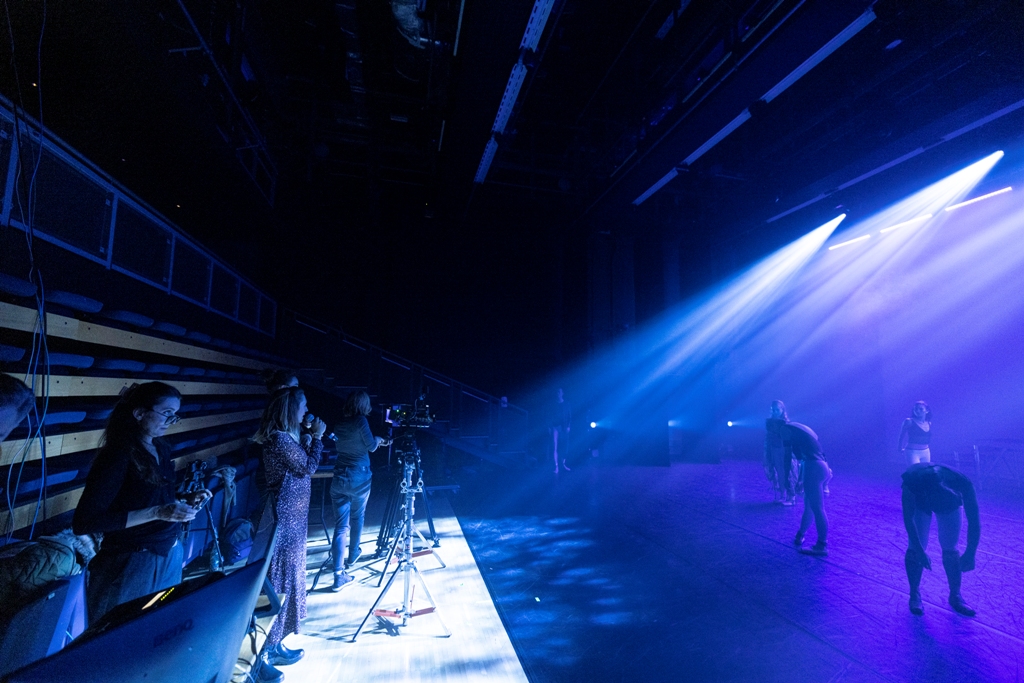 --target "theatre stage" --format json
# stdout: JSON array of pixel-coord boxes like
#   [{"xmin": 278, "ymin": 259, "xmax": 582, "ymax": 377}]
[{"xmin": 241, "ymin": 458, "xmax": 1023, "ymax": 683}]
